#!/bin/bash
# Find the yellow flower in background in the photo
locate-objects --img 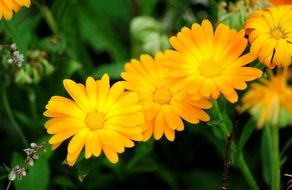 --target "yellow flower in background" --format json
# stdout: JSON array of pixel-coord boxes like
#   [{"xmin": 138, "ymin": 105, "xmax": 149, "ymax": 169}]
[
  {"xmin": 121, "ymin": 52, "xmax": 211, "ymax": 141},
  {"xmin": 268, "ymin": 0, "xmax": 292, "ymax": 5},
  {"xmin": 44, "ymin": 74, "xmax": 144, "ymax": 166},
  {"xmin": 240, "ymin": 70, "xmax": 292, "ymax": 128},
  {"xmin": 164, "ymin": 19, "xmax": 262, "ymax": 103},
  {"xmin": 244, "ymin": 6, "xmax": 292, "ymax": 68},
  {"xmin": 0, "ymin": 0, "xmax": 31, "ymax": 20}
]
